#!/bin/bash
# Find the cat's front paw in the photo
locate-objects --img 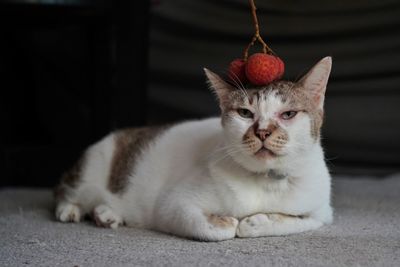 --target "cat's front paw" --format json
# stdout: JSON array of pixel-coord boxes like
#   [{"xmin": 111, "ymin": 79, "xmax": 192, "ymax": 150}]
[
  {"xmin": 56, "ymin": 202, "xmax": 81, "ymax": 223},
  {"xmin": 237, "ymin": 213, "xmax": 315, "ymax": 237},
  {"xmin": 236, "ymin": 213, "xmax": 271, "ymax": 238},
  {"xmin": 201, "ymin": 214, "xmax": 238, "ymax": 241},
  {"xmin": 93, "ymin": 205, "xmax": 123, "ymax": 229}
]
